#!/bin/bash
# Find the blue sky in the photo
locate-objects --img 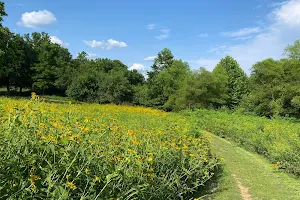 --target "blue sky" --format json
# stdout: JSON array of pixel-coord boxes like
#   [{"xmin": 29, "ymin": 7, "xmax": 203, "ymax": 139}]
[{"xmin": 2, "ymin": 0, "xmax": 300, "ymax": 74}]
